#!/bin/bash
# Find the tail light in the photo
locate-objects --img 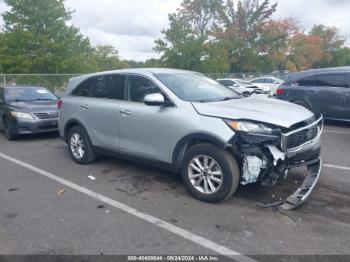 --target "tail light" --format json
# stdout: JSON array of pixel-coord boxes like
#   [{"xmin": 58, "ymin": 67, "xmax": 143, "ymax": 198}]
[
  {"xmin": 276, "ymin": 89, "xmax": 285, "ymax": 95},
  {"xmin": 57, "ymin": 99, "xmax": 63, "ymax": 109}
]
